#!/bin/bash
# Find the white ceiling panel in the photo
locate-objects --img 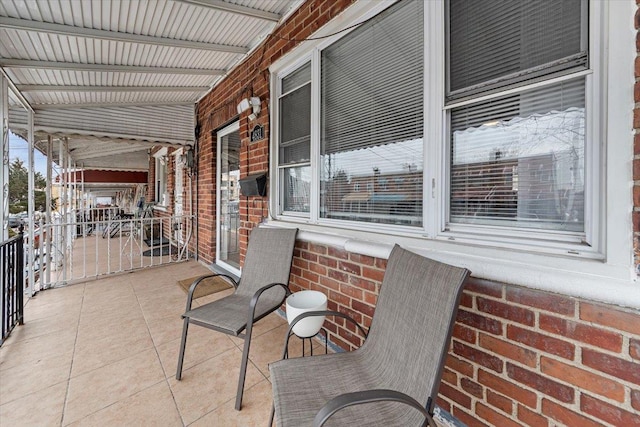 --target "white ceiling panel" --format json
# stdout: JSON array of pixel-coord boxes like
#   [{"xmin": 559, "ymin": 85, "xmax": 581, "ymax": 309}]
[{"xmin": 0, "ymin": 0, "xmax": 303, "ymax": 169}]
